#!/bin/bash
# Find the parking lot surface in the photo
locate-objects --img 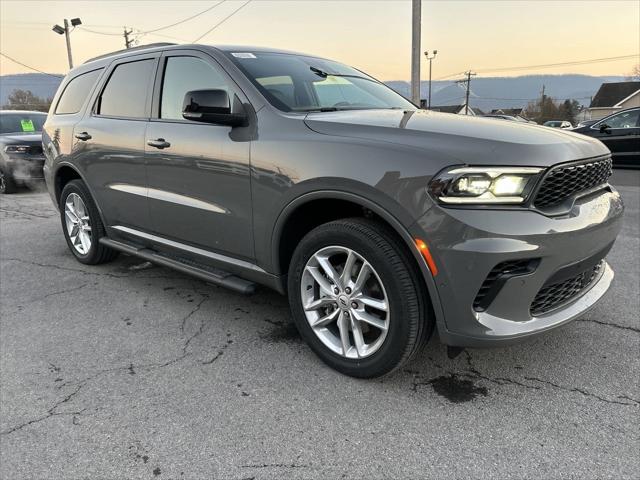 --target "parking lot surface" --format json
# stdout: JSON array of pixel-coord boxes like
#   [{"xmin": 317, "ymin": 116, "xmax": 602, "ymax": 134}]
[{"xmin": 1, "ymin": 171, "xmax": 638, "ymax": 479}]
